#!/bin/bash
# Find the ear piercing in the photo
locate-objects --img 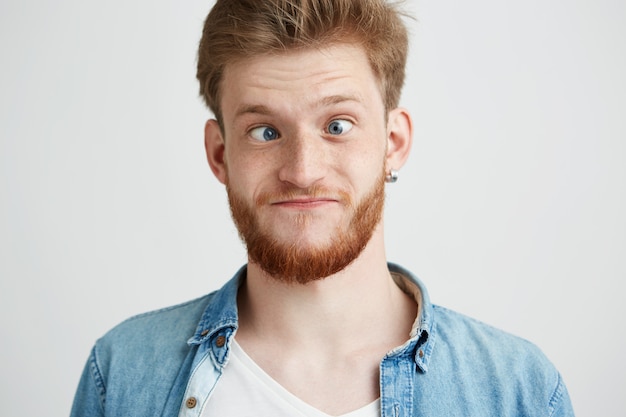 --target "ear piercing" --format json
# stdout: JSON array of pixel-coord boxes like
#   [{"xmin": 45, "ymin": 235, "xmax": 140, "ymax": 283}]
[{"xmin": 385, "ymin": 169, "xmax": 399, "ymax": 183}]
